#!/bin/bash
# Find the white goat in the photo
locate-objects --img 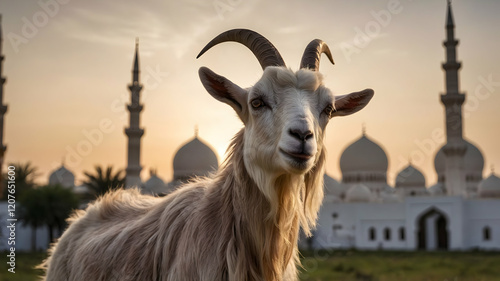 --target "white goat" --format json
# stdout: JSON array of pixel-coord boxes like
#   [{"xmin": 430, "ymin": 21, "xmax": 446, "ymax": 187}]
[{"xmin": 41, "ymin": 29, "xmax": 373, "ymax": 281}]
